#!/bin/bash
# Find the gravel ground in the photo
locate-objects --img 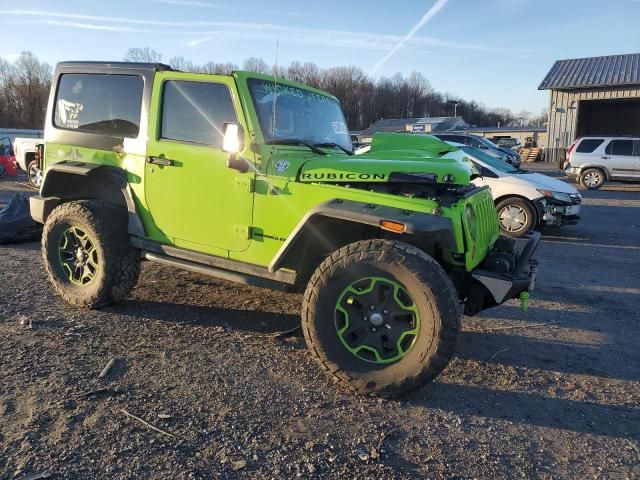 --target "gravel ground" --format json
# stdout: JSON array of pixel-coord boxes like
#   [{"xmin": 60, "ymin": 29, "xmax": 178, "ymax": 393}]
[{"xmin": 1, "ymin": 169, "xmax": 639, "ymax": 479}]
